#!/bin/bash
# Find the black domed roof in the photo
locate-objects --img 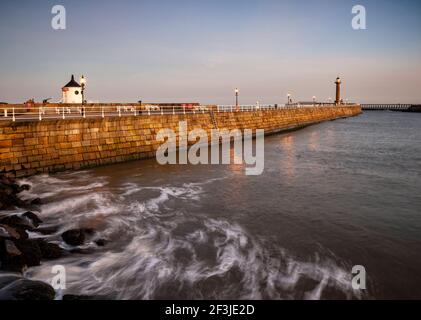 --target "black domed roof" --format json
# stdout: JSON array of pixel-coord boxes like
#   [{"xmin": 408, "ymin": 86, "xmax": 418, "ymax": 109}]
[{"xmin": 63, "ymin": 75, "xmax": 81, "ymax": 88}]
